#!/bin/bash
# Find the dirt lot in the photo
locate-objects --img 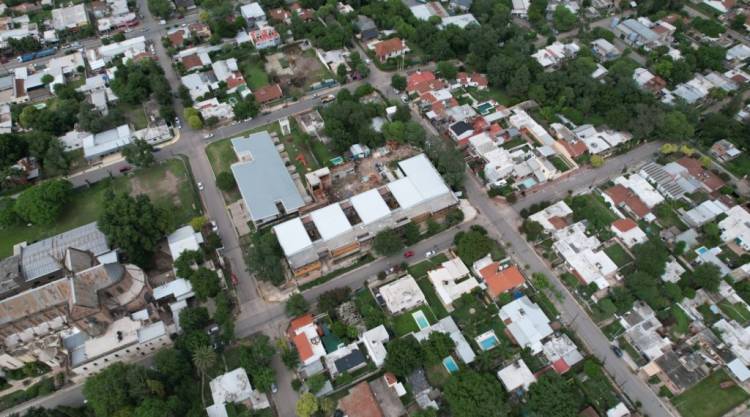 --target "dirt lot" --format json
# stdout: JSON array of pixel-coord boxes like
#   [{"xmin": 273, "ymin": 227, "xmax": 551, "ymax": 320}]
[
  {"xmin": 130, "ymin": 168, "xmax": 180, "ymax": 206},
  {"xmin": 265, "ymin": 45, "xmax": 331, "ymax": 96},
  {"xmin": 330, "ymin": 145, "xmax": 419, "ymax": 200}
]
